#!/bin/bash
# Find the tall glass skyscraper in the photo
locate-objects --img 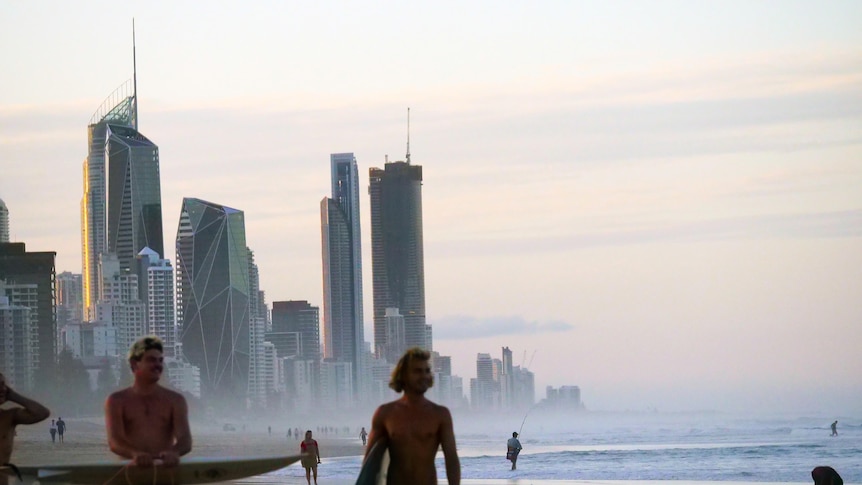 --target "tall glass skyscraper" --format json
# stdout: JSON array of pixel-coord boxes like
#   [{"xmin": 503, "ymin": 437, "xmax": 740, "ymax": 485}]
[
  {"xmin": 321, "ymin": 152, "xmax": 365, "ymax": 398},
  {"xmin": 176, "ymin": 198, "xmax": 250, "ymax": 403},
  {"xmin": 81, "ymin": 81, "xmax": 162, "ymax": 316},
  {"xmin": 369, "ymin": 159, "xmax": 427, "ymax": 362}
]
